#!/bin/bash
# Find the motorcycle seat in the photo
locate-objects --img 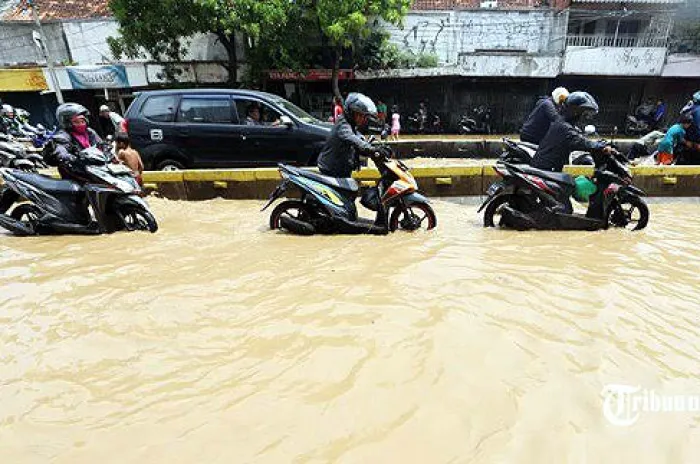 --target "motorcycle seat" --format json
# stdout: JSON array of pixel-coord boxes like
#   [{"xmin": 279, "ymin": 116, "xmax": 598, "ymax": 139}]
[
  {"xmin": 283, "ymin": 165, "xmax": 360, "ymax": 193},
  {"xmin": 517, "ymin": 165, "xmax": 576, "ymax": 187},
  {"xmin": 11, "ymin": 170, "xmax": 81, "ymax": 194}
]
